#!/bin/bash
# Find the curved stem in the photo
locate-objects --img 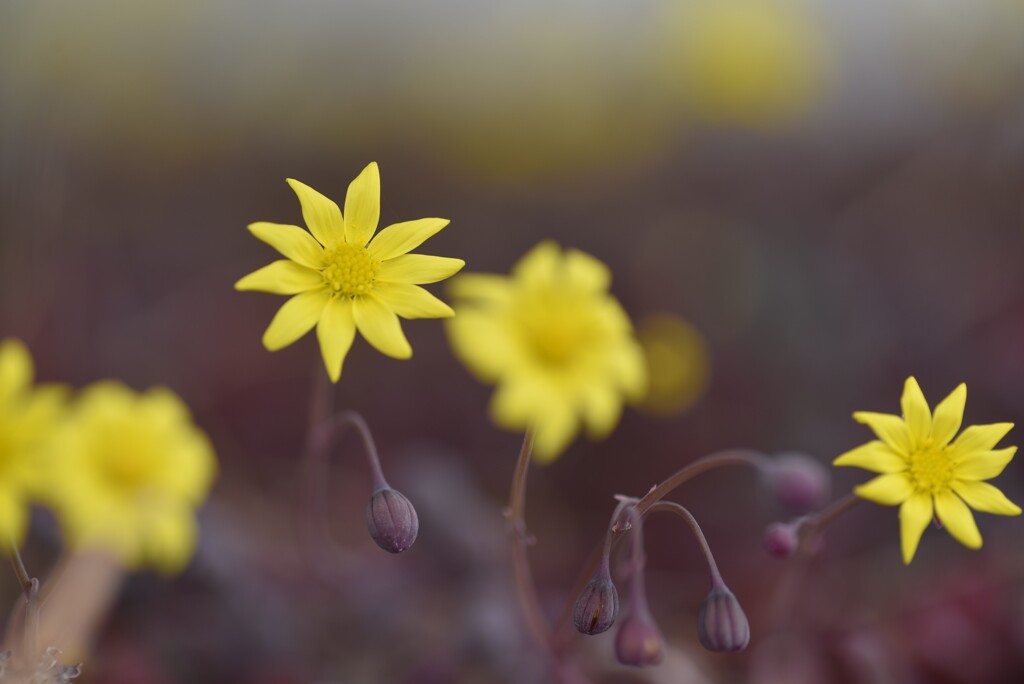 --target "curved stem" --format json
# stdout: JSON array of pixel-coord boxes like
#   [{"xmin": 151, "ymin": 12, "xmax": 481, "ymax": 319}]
[
  {"xmin": 648, "ymin": 501, "xmax": 723, "ymax": 588},
  {"xmin": 553, "ymin": 448, "xmax": 769, "ymax": 647},
  {"xmin": 508, "ymin": 429, "xmax": 552, "ymax": 646}
]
